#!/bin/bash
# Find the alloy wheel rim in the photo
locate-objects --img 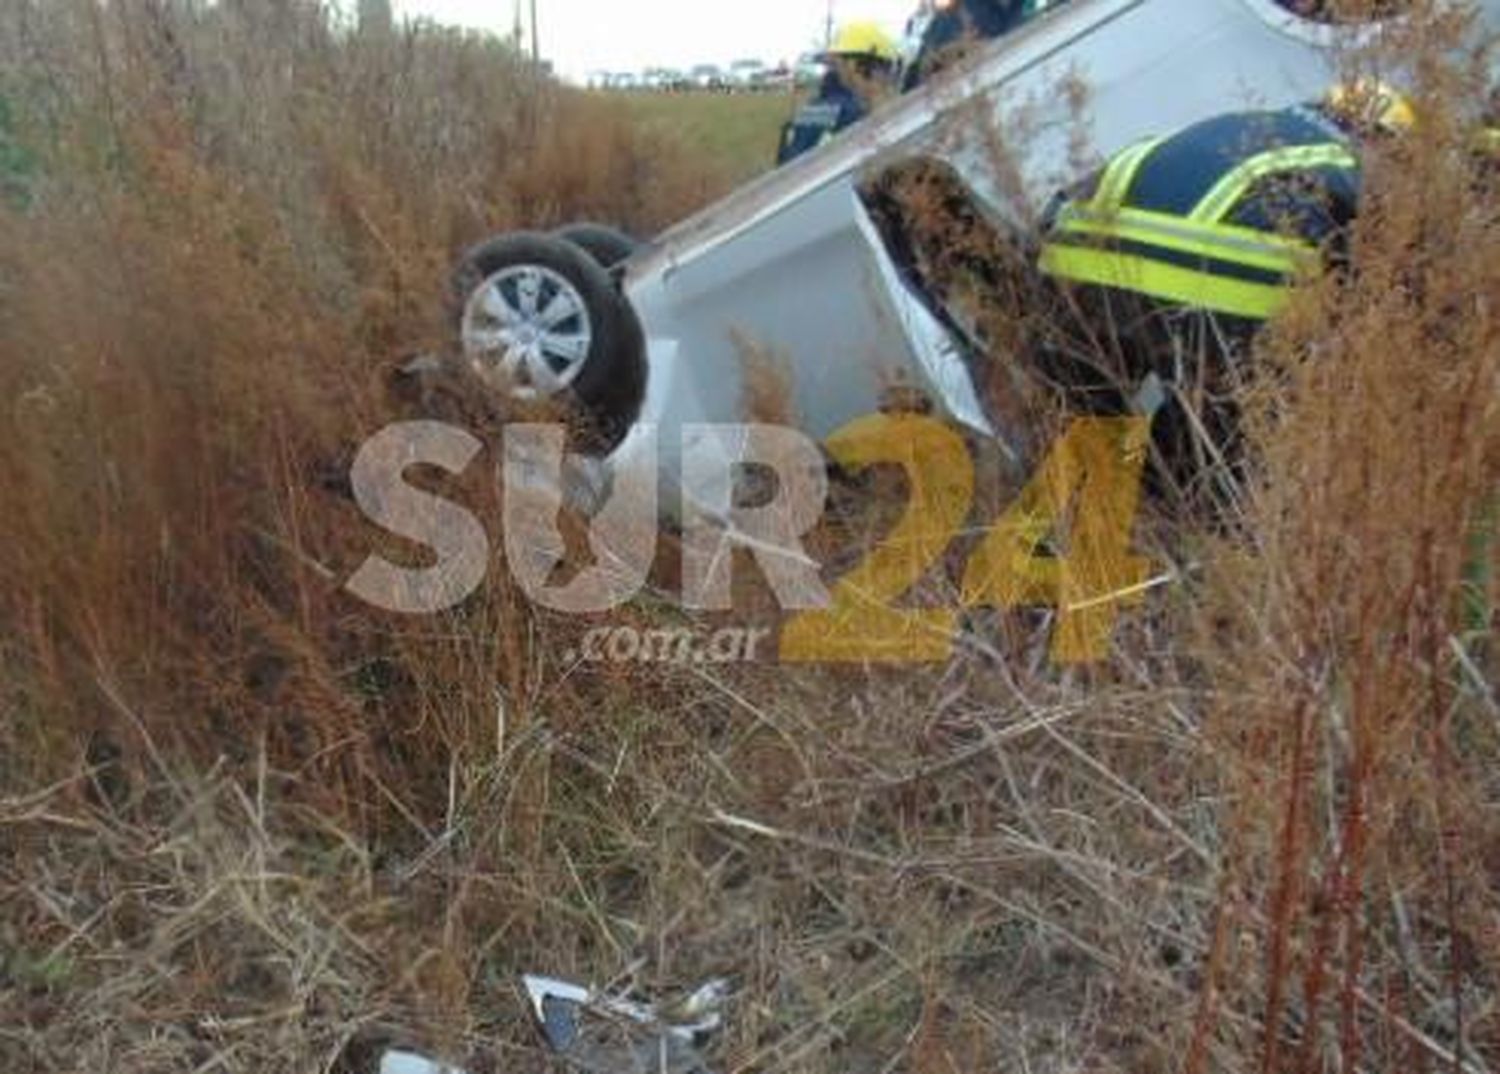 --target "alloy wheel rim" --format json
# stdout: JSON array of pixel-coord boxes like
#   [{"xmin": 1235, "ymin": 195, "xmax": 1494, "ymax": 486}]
[{"xmin": 461, "ymin": 264, "xmax": 594, "ymax": 400}]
